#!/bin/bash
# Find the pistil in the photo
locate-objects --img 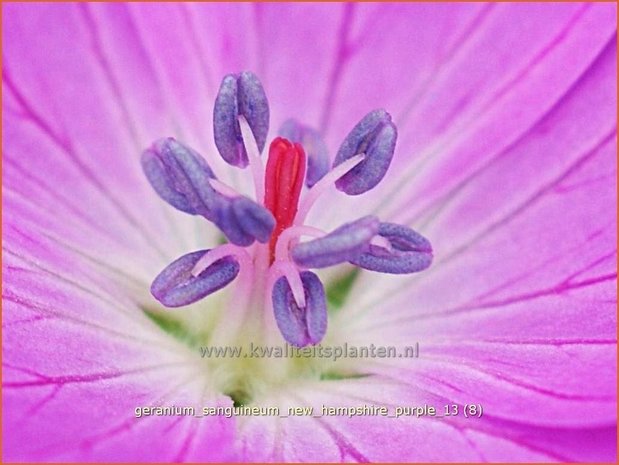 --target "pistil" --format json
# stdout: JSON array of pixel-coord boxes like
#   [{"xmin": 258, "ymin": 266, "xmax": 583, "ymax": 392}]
[{"xmin": 264, "ymin": 137, "xmax": 307, "ymax": 262}]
